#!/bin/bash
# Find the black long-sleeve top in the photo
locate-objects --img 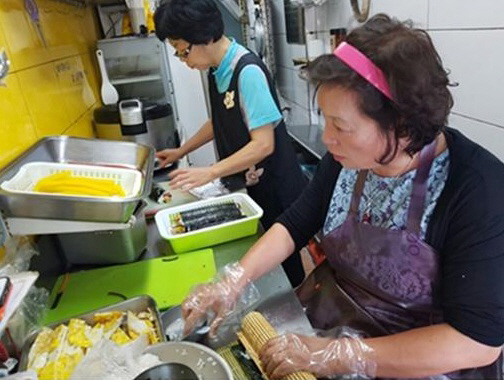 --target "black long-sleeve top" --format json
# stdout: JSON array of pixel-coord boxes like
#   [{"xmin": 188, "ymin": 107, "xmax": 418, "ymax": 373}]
[{"xmin": 278, "ymin": 128, "xmax": 504, "ymax": 346}]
